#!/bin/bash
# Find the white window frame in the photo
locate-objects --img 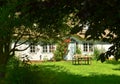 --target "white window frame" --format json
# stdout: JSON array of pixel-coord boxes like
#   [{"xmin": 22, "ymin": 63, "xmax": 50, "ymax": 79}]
[
  {"xmin": 42, "ymin": 44, "xmax": 55, "ymax": 53},
  {"xmin": 49, "ymin": 44, "xmax": 55, "ymax": 52},
  {"xmin": 83, "ymin": 42, "xmax": 93, "ymax": 52},
  {"xmin": 42, "ymin": 45, "xmax": 48, "ymax": 53},
  {"xmin": 30, "ymin": 44, "xmax": 36, "ymax": 53}
]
